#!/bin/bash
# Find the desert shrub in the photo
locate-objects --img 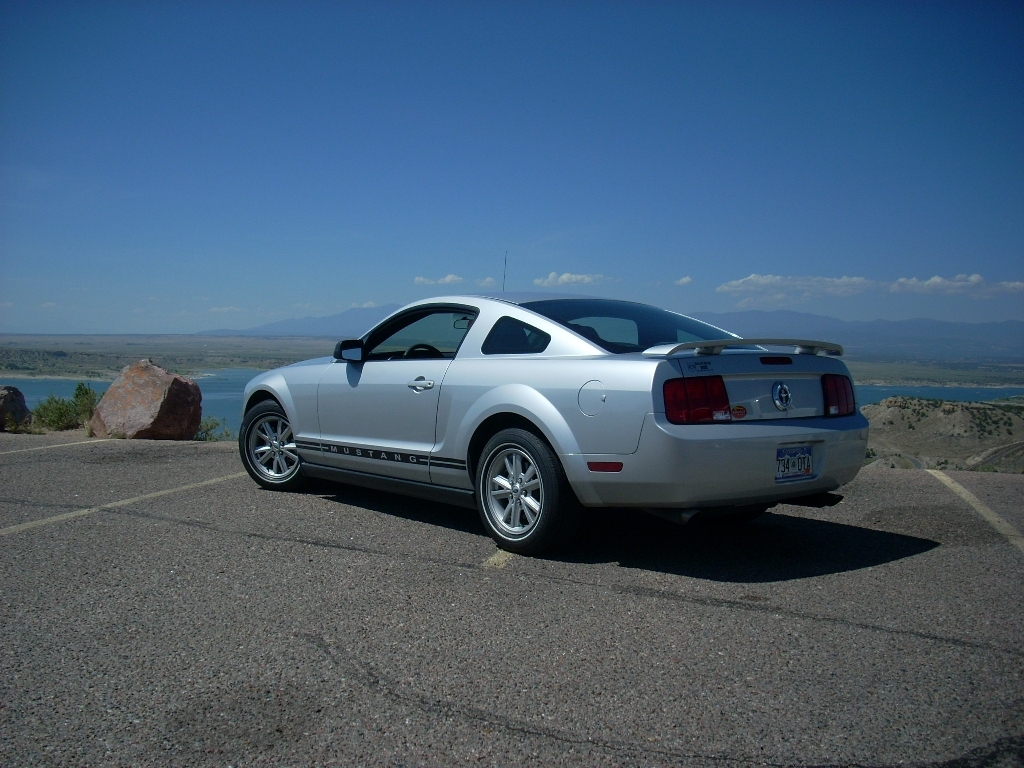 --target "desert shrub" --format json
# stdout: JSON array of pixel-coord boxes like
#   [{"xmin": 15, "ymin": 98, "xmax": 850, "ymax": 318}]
[
  {"xmin": 33, "ymin": 395, "xmax": 80, "ymax": 430},
  {"xmin": 72, "ymin": 382, "xmax": 98, "ymax": 421},
  {"xmin": 5, "ymin": 412, "xmax": 41, "ymax": 434},
  {"xmin": 194, "ymin": 416, "xmax": 233, "ymax": 441}
]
